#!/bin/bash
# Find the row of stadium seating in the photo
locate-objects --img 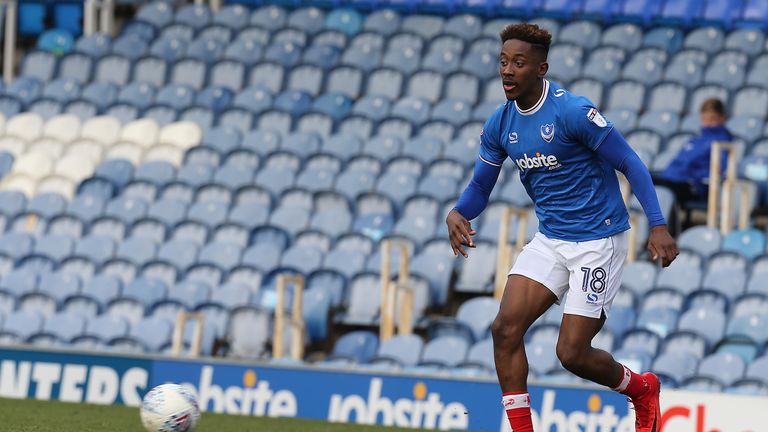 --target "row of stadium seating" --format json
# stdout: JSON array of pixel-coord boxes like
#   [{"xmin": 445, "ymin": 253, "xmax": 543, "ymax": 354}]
[
  {"xmin": 0, "ymin": 0, "xmax": 764, "ymax": 396},
  {"xmin": 108, "ymin": 1, "xmax": 768, "ymax": 29}
]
